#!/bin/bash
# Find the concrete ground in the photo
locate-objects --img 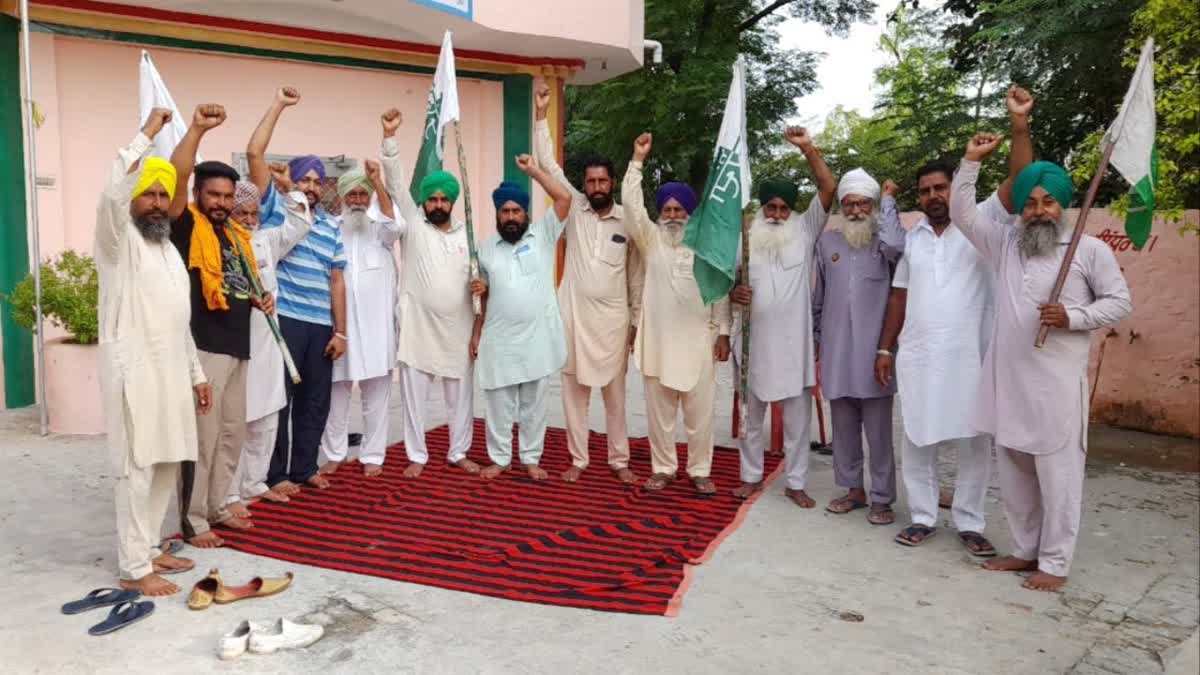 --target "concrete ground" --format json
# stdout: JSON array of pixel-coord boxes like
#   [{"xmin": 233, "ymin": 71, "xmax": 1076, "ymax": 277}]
[{"xmin": 1, "ymin": 365, "xmax": 1197, "ymax": 674}]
